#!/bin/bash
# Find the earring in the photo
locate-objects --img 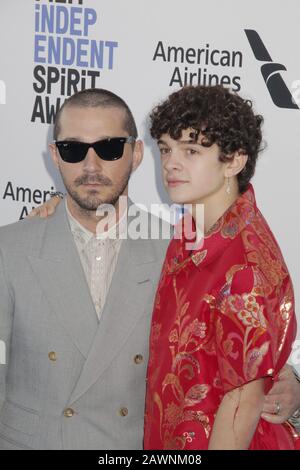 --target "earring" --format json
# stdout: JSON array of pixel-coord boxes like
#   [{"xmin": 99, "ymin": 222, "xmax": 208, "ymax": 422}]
[{"xmin": 226, "ymin": 177, "xmax": 231, "ymax": 195}]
